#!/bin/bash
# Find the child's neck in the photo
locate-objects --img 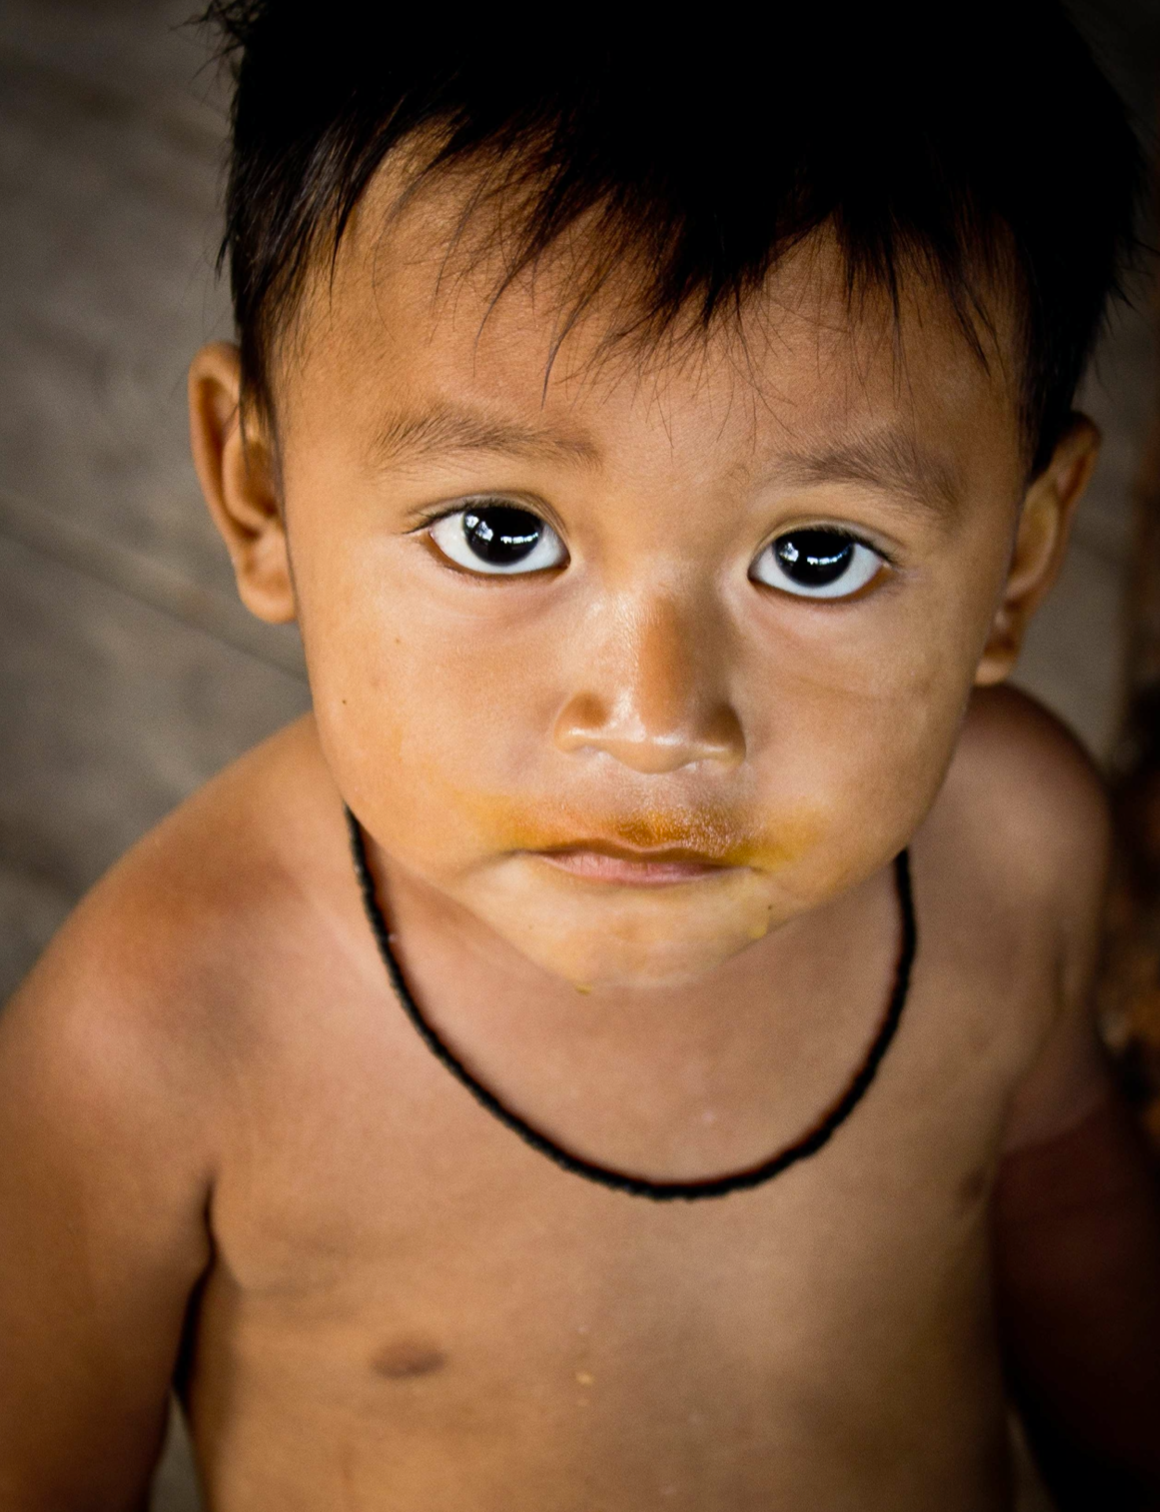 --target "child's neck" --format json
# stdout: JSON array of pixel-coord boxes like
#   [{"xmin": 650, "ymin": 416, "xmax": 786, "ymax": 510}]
[{"xmin": 357, "ymin": 836, "xmax": 904, "ymax": 1175}]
